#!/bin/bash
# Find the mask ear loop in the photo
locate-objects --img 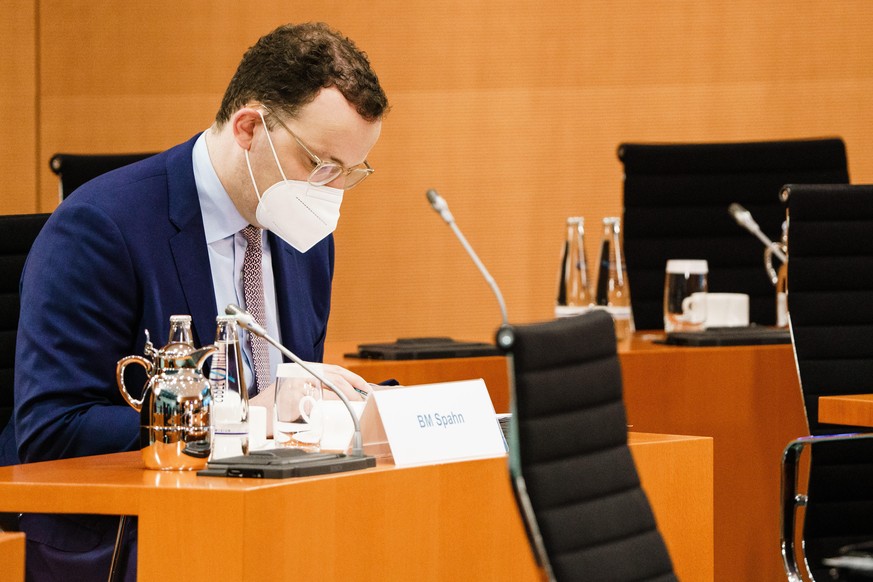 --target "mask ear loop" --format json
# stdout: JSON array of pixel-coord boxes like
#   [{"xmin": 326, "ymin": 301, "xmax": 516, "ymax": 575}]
[
  {"xmin": 243, "ymin": 149, "xmax": 264, "ymax": 202},
  {"xmin": 257, "ymin": 110, "xmax": 291, "ymax": 182},
  {"xmin": 244, "ymin": 109, "xmax": 293, "ymax": 203}
]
